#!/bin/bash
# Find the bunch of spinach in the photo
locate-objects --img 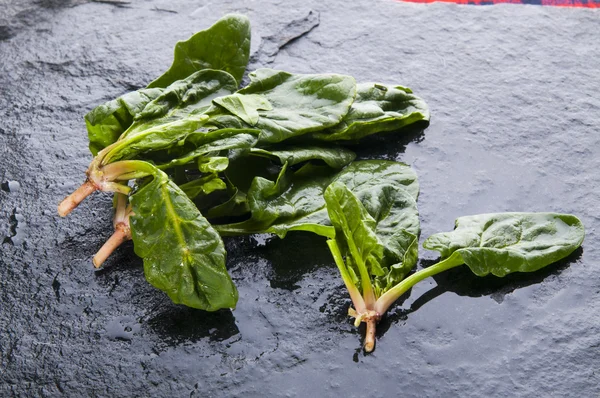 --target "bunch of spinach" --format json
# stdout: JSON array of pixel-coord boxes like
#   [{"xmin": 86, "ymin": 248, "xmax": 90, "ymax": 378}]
[
  {"xmin": 57, "ymin": 14, "xmax": 430, "ymax": 312},
  {"xmin": 57, "ymin": 14, "xmax": 584, "ymax": 354}
]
